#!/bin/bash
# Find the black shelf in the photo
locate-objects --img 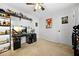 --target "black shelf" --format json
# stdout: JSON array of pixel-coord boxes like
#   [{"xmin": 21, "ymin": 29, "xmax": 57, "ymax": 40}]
[
  {"xmin": 0, "ymin": 10, "xmax": 32, "ymax": 21},
  {"xmin": 72, "ymin": 25, "xmax": 79, "ymax": 56},
  {"xmin": 0, "ymin": 34, "xmax": 10, "ymax": 35},
  {"xmin": 0, "ymin": 25, "xmax": 10, "ymax": 27},
  {"xmin": 5, "ymin": 12, "xmax": 32, "ymax": 21},
  {"xmin": 13, "ymin": 37, "xmax": 21, "ymax": 50}
]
